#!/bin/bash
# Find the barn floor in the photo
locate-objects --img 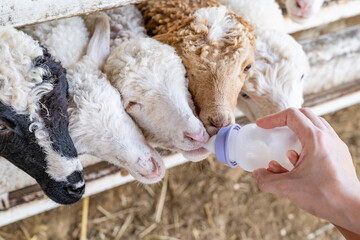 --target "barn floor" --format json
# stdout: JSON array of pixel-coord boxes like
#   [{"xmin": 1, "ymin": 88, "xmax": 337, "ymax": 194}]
[{"xmin": 0, "ymin": 104, "xmax": 359, "ymax": 240}]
